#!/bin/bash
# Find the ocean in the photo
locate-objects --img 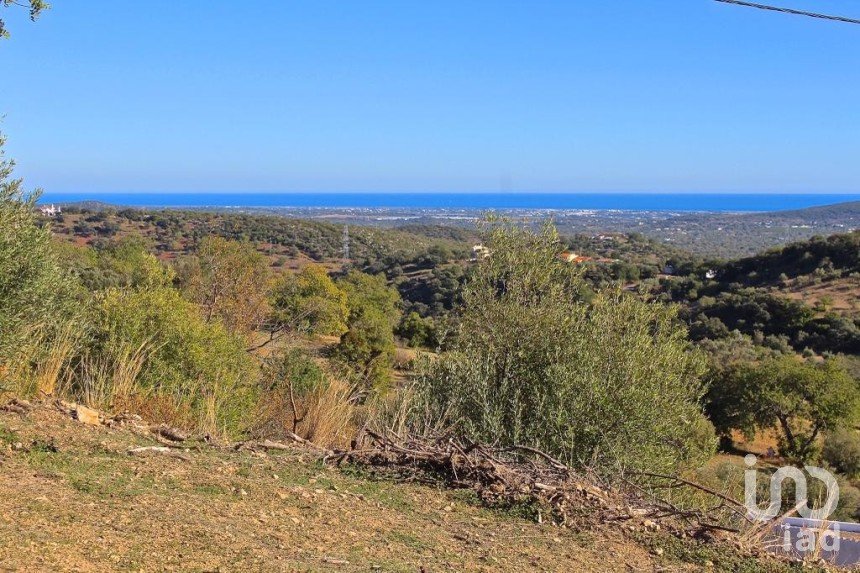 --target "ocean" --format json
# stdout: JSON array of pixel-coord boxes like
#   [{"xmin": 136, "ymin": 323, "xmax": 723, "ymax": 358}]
[{"xmin": 37, "ymin": 192, "xmax": 860, "ymax": 213}]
